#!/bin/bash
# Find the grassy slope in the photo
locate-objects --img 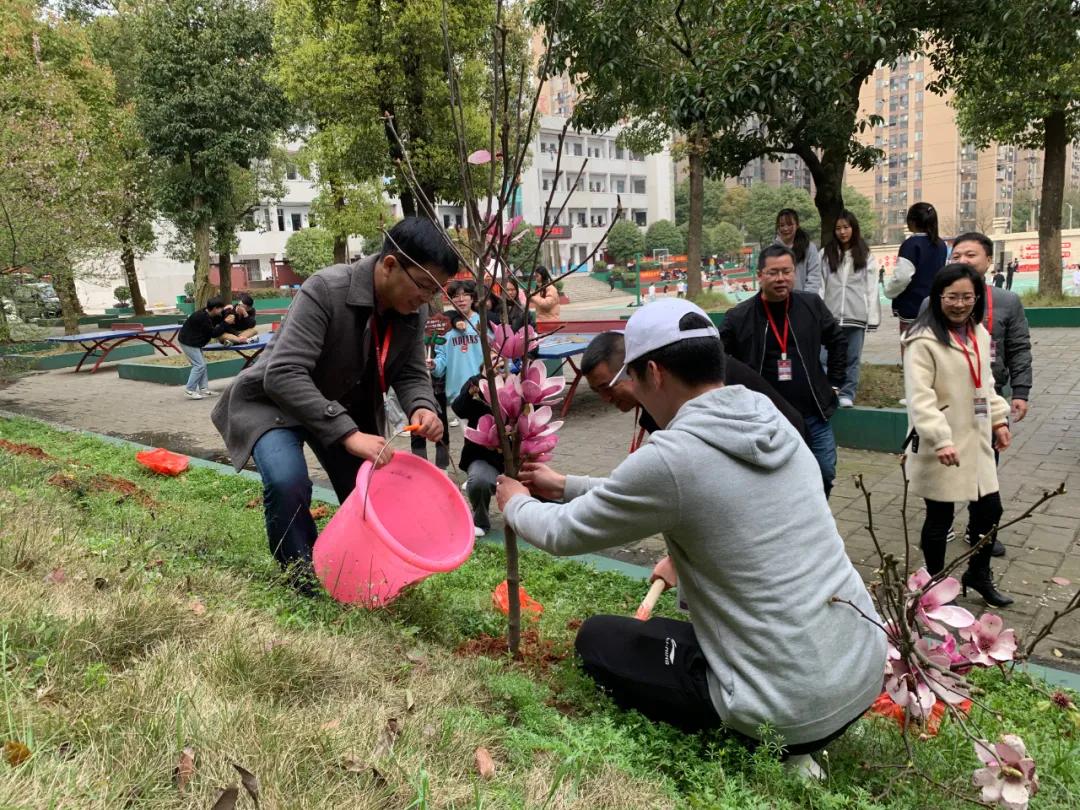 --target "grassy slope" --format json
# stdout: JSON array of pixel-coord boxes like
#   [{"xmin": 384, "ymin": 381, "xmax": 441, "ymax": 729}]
[{"xmin": 0, "ymin": 416, "xmax": 1078, "ymax": 809}]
